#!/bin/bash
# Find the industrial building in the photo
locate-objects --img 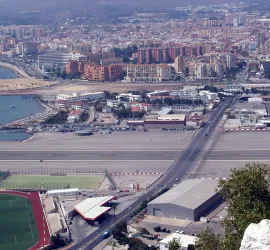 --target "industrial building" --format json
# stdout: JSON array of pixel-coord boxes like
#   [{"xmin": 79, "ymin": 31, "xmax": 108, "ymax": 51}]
[
  {"xmin": 147, "ymin": 179, "xmax": 221, "ymax": 221},
  {"xmin": 159, "ymin": 233, "xmax": 198, "ymax": 250}
]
